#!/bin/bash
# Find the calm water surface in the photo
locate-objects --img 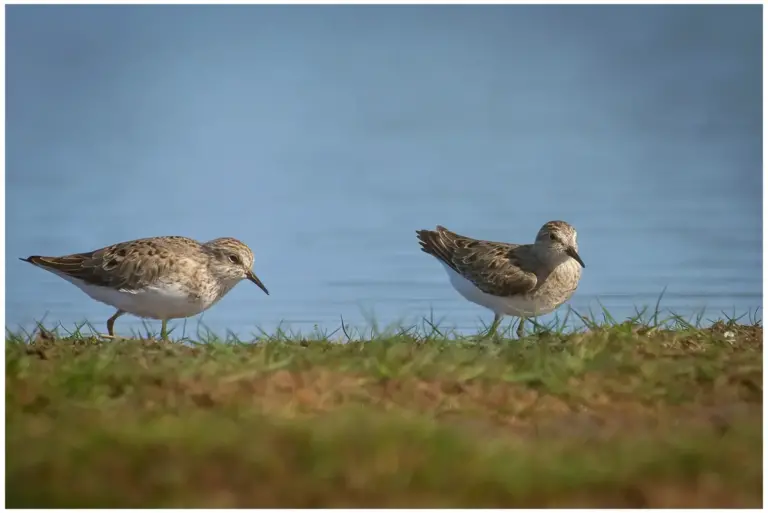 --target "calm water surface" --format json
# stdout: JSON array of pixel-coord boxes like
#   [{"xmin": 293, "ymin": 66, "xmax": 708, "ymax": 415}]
[{"xmin": 6, "ymin": 6, "xmax": 762, "ymax": 337}]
